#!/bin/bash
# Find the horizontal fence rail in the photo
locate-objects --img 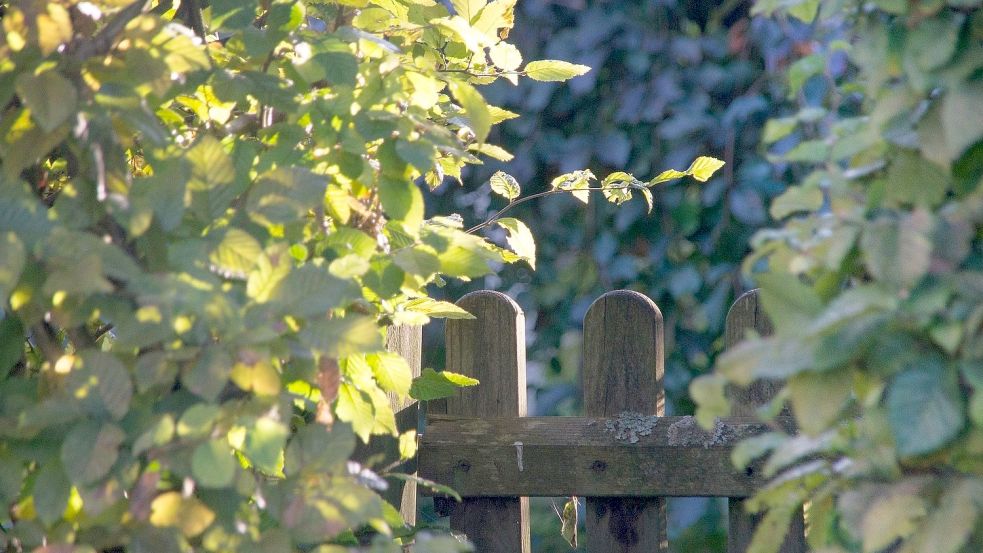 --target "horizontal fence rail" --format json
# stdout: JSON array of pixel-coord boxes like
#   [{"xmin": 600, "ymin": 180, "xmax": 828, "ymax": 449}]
[{"xmin": 419, "ymin": 414, "xmax": 796, "ymax": 497}]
